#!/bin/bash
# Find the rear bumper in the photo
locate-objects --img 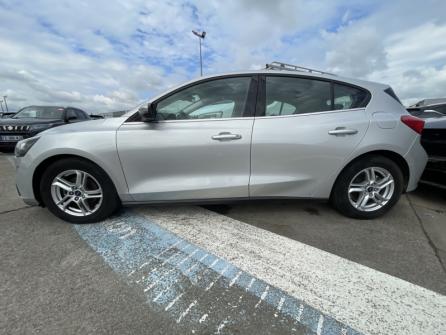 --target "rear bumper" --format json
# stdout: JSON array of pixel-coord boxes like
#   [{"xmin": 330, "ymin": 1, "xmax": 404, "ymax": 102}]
[{"xmin": 404, "ymin": 137, "xmax": 428, "ymax": 192}]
